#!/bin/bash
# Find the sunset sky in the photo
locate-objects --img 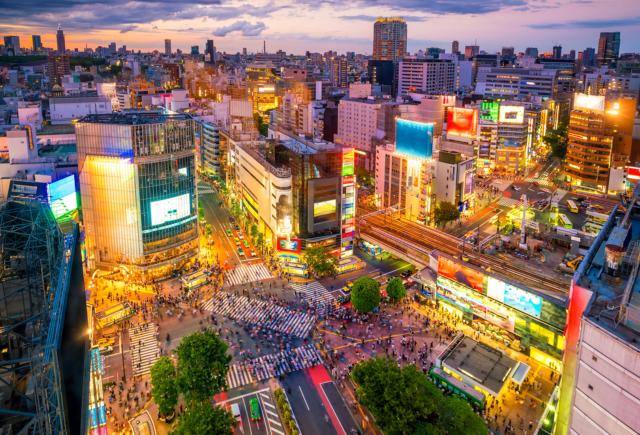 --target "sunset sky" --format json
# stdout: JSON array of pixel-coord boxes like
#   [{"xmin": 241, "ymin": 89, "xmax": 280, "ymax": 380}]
[{"xmin": 1, "ymin": 0, "xmax": 639, "ymax": 55}]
